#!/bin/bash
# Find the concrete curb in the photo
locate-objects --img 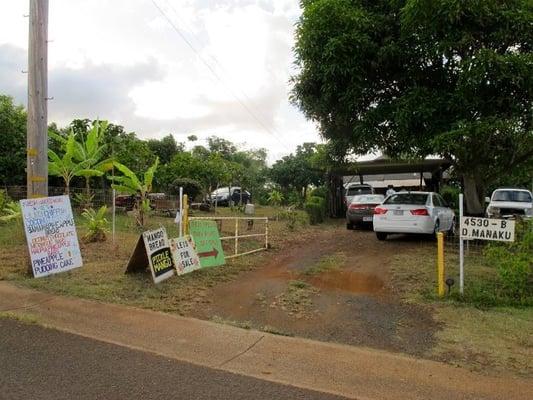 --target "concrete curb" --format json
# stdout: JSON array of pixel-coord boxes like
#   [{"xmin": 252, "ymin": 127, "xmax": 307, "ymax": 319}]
[{"xmin": 1, "ymin": 282, "xmax": 531, "ymax": 400}]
